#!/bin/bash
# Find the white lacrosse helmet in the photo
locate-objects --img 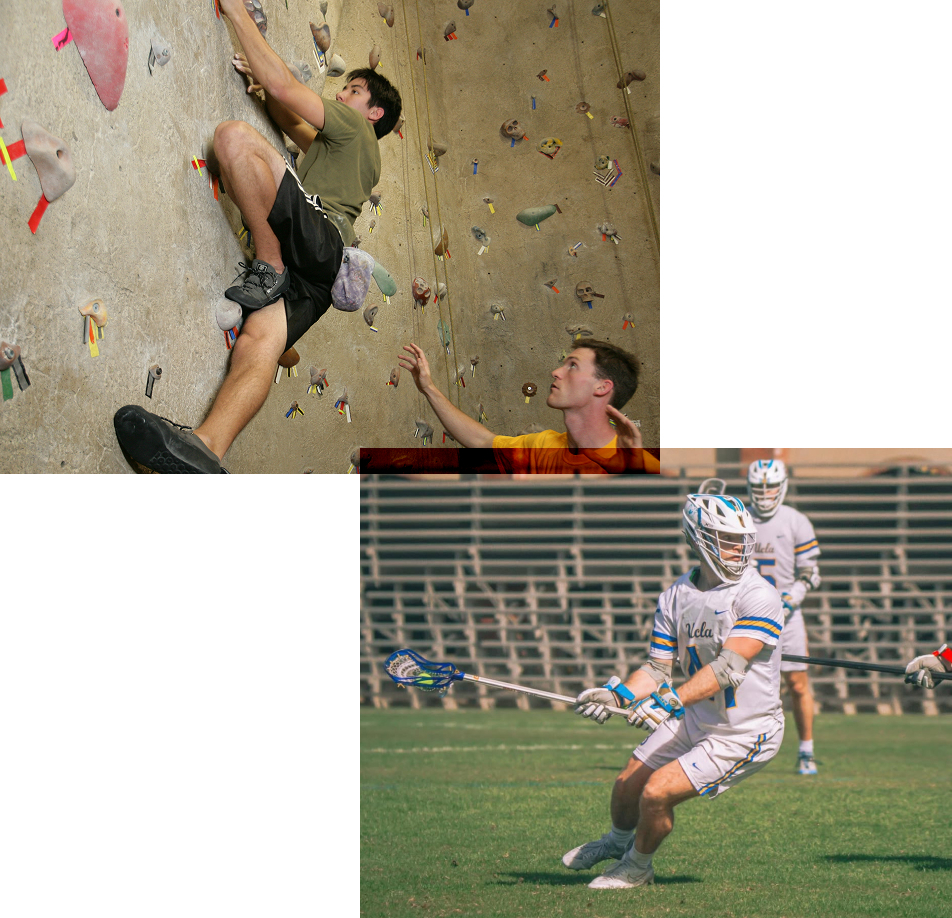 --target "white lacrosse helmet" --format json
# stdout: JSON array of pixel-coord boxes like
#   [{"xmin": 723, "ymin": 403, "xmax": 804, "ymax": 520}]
[
  {"xmin": 747, "ymin": 459, "xmax": 788, "ymax": 519},
  {"xmin": 682, "ymin": 493, "xmax": 757, "ymax": 584}
]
